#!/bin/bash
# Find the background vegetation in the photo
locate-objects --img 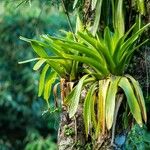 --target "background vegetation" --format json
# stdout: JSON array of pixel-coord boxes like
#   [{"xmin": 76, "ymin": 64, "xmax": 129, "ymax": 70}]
[
  {"xmin": 0, "ymin": 0, "xmax": 150, "ymax": 149},
  {"xmin": 0, "ymin": 1, "xmax": 73, "ymax": 149}
]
